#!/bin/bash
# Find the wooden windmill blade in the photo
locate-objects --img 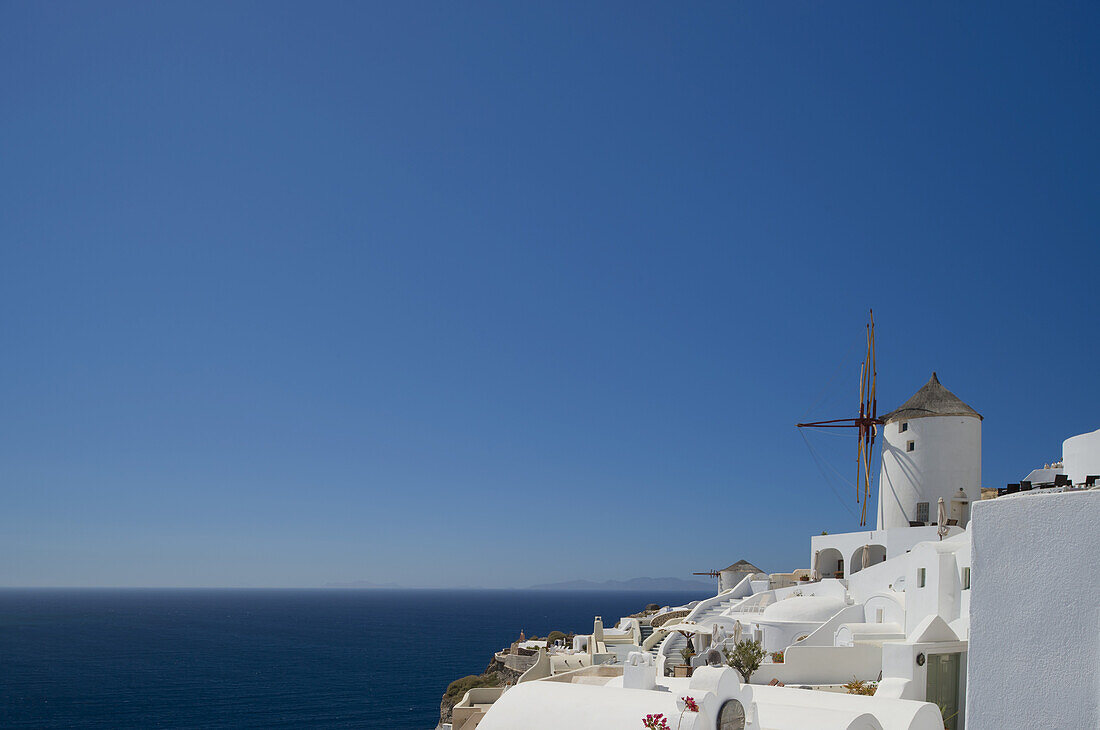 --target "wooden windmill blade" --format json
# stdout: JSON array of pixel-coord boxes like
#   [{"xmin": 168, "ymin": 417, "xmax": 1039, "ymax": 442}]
[
  {"xmin": 858, "ymin": 310, "xmax": 878, "ymax": 526},
  {"xmin": 795, "ymin": 309, "xmax": 883, "ymax": 528},
  {"xmin": 855, "ymin": 313, "xmax": 877, "ymax": 526},
  {"xmin": 870, "ymin": 309, "xmax": 877, "ymax": 424},
  {"xmin": 866, "ymin": 311, "xmax": 878, "ymax": 525},
  {"xmin": 859, "ymin": 329, "xmax": 867, "ymax": 524},
  {"xmin": 693, "ymin": 570, "xmax": 721, "ymax": 590},
  {"xmin": 856, "ymin": 336, "xmax": 867, "ymax": 504},
  {"xmin": 860, "ymin": 326, "xmax": 868, "ymax": 512}
]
